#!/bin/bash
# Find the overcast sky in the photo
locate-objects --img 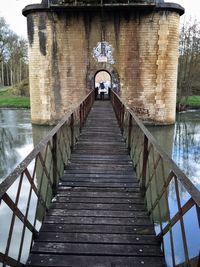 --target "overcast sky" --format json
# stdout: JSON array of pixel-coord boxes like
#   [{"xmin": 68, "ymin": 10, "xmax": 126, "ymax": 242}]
[{"xmin": 0, "ymin": 0, "xmax": 199, "ymax": 38}]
